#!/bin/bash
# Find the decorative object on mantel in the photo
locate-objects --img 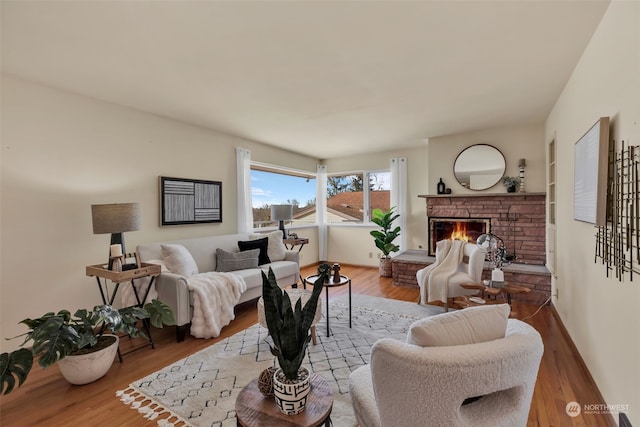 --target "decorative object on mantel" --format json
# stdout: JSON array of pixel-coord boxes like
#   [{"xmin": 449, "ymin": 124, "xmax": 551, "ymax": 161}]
[
  {"xmin": 595, "ymin": 140, "xmax": 640, "ymax": 281},
  {"xmin": 370, "ymin": 207, "xmax": 401, "ymax": 277},
  {"xmin": 160, "ymin": 176, "xmax": 222, "ymax": 226},
  {"xmin": 437, "ymin": 178, "xmax": 446, "ymax": 194},
  {"xmin": 502, "ymin": 176, "xmax": 519, "ymax": 193},
  {"xmin": 518, "ymin": 158, "xmax": 527, "ymax": 192},
  {"xmin": 92, "ymin": 203, "xmax": 140, "ymax": 270}
]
